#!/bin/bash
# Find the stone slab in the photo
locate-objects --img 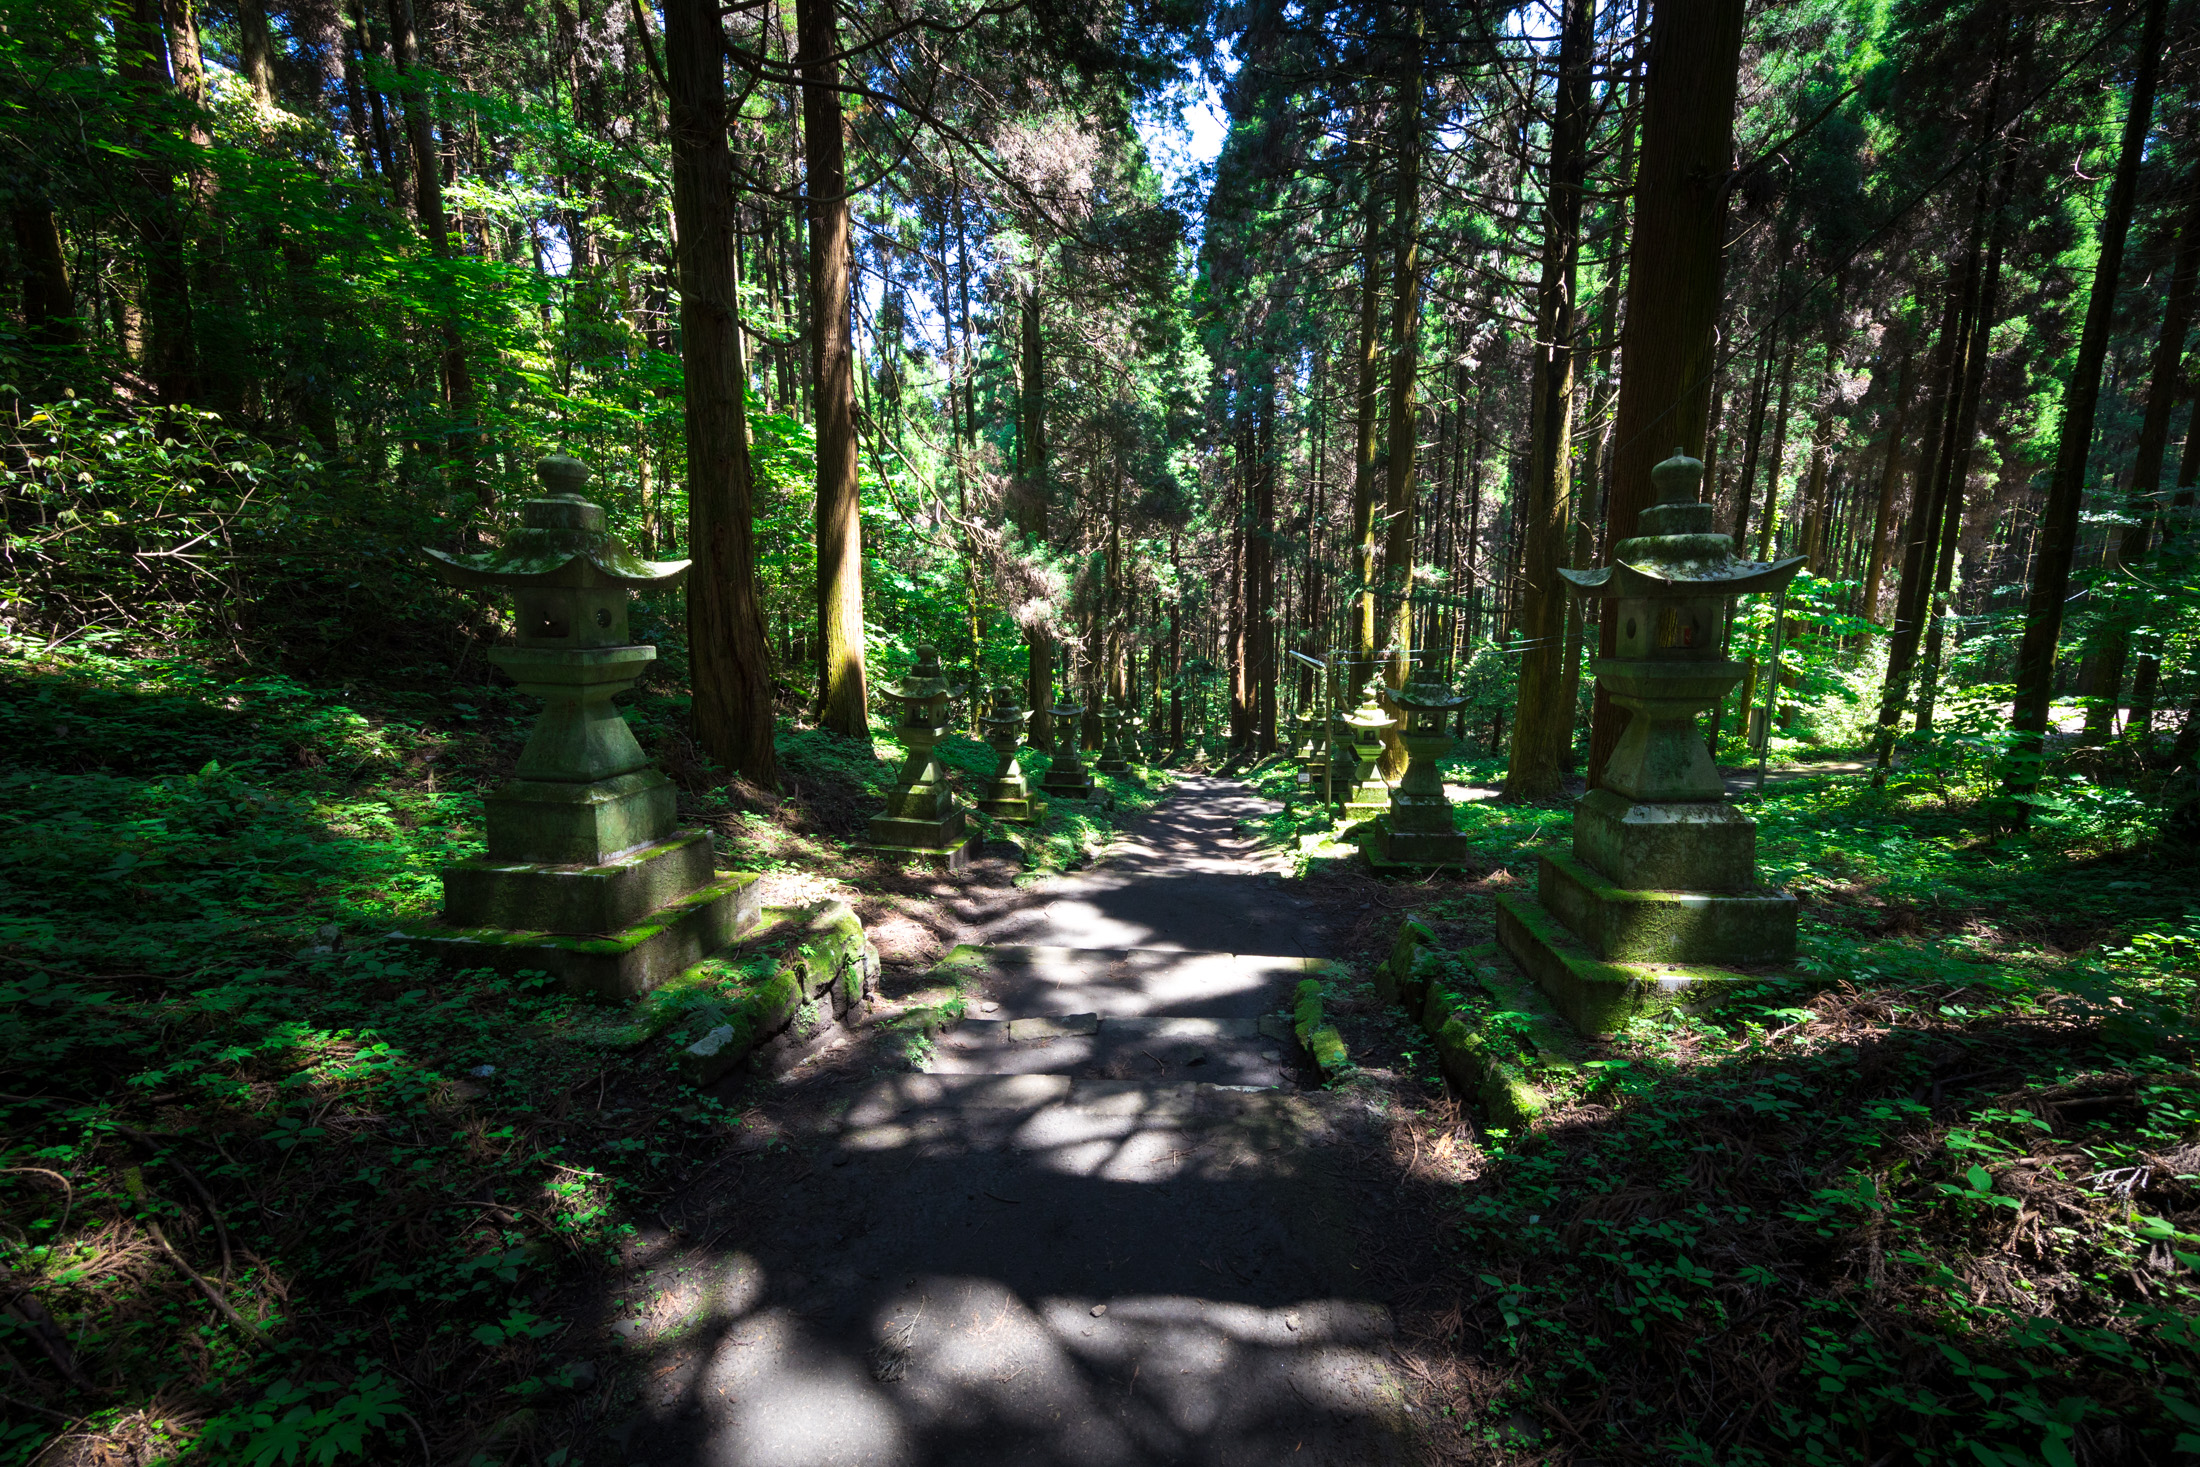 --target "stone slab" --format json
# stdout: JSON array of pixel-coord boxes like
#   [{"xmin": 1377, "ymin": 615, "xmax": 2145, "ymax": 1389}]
[
  {"xmin": 1494, "ymin": 890, "xmax": 1749, "ymax": 1037},
  {"xmin": 1538, "ymin": 848, "xmax": 1796, "ymax": 965},
  {"xmin": 864, "ymin": 833, "xmax": 973, "ymax": 872},
  {"xmin": 400, "ymin": 871, "xmax": 761, "ymax": 1000},
  {"xmin": 975, "ymin": 795, "xmax": 1048, "ymax": 823},
  {"xmin": 1360, "ymin": 823, "xmax": 1475, "ymax": 872},
  {"xmin": 440, "ymin": 828, "xmax": 714, "ymax": 934},
  {"xmin": 484, "ymin": 768, "xmax": 677, "ymax": 866},
  {"xmin": 1572, "ymin": 787, "xmax": 1757, "ymax": 892},
  {"xmin": 1006, "ymin": 1013, "xmax": 1101, "ymax": 1040}
]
